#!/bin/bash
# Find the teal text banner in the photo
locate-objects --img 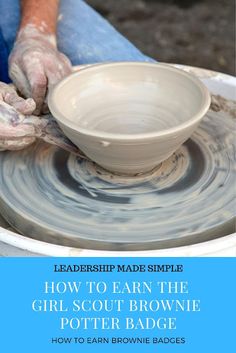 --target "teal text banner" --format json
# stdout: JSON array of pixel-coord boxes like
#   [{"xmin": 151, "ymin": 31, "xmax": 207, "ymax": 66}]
[{"xmin": 0, "ymin": 257, "xmax": 235, "ymax": 353}]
